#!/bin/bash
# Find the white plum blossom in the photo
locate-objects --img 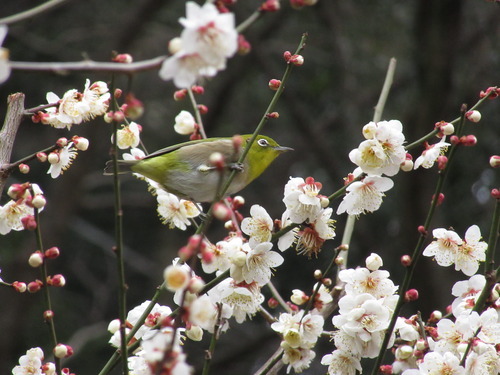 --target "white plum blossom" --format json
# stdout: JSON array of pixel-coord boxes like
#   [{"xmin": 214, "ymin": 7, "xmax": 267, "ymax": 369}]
[
  {"xmin": 277, "ymin": 210, "xmax": 299, "ymax": 251},
  {"xmin": 0, "ymin": 199, "xmax": 32, "ymax": 234},
  {"xmin": 209, "ymin": 278, "xmax": 264, "ymax": 323},
  {"xmin": 282, "ymin": 177, "xmax": 323, "ymax": 223},
  {"xmin": 159, "ymin": 2, "xmax": 238, "ymax": 88},
  {"xmin": 174, "ymin": 110, "xmax": 196, "ymax": 135},
  {"xmin": 414, "ymin": 137, "xmax": 450, "ymax": 169},
  {"xmin": 47, "ymin": 142, "xmax": 79, "ymax": 178},
  {"xmin": 241, "ymin": 204, "xmax": 274, "ymax": 247},
  {"xmin": 113, "ymin": 122, "xmax": 141, "ymax": 149},
  {"xmin": 0, "ymin": 25, "xmax": 11, "ymax": 84},
  {"xmin": 465, "ymin": 346, "xmax": 500, "ymax": 375},
  {"xmin": 12, "ymin": 347, "xmax": 44, "ymax": 375},
  {"xmin": 321, "ymin": 349, "xmax": 362, "ymax": 375},
  {"xmin": 454, "ymin": 225, "xmax": 487, "ymax": 276},
  {"xmin": 349, "ymin": 120, "xmax": 406, "ymax": 176},
  {"xmin": 202, "ymin": 235, "xmax": 242, "ymax": 274},
  {"xmin": 294, "ymin": 207, "xmax": 336, "ymax": 257},
  {"xmin": 189, "ymin": 294, "xmax": 232, "ymax": 333},
  {"xmin": 156, "ymin": 190, "xmax": 200, "ymax": 230},
  {"xmin": 395, "ymin": 317, "xmax": 420, "ymax": 342},
  {"xmin": 338, "ymin": 266, "xmax": 398, "ymax": 299},
  {"xmin": 402, "ymin": 351, "xmax": 465, "ymax": 375},
  {"xmin": 423, "ymin": 228, "xmax": 463, "ymax": 267},
  {"xmin": 271, "ymin": 310, "xmax": 324, "ymax": 348},
  {"xmin": 336, "ymin": 175, "xmax": 394, "ymax": 215},
  {"xmin": 281, "ymin": 341, "xmax": 316, "ymax": 374},
  {"xmin": 451, "ymin": 274, "xmax": 486, "ymax": 317},
  {"xmin": 433, "ymin": 313, "xmax": 478, "ymax": 355},
  {"xmin": 82, "ymin": 79, "xmax": 110, "ymax": 119},
  {"xmin": 230, "ymin": 241, "xmax": 284, "ymax": 286}
]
